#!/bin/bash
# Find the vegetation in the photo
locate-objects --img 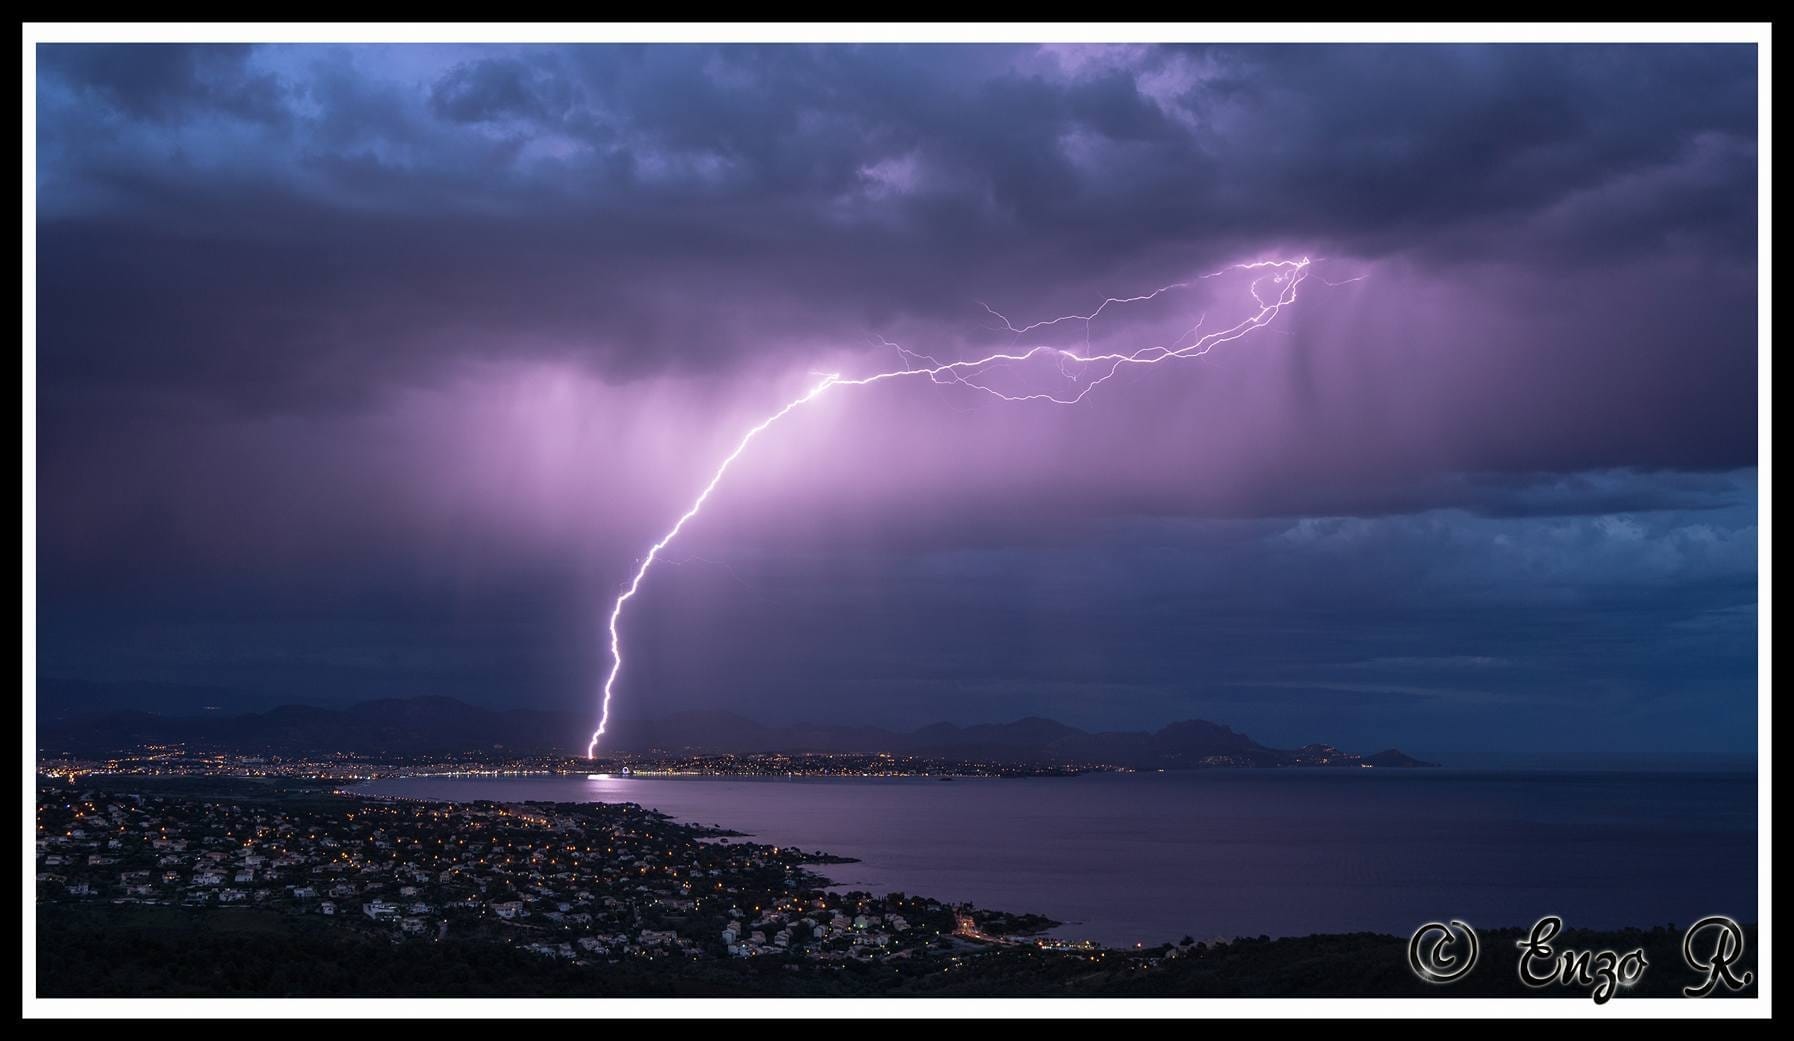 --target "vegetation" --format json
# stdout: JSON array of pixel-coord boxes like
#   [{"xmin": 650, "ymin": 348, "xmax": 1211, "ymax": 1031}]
[{"xmin": 37, "ymin": 905, "xmax": 1755, "ymax": 999}]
